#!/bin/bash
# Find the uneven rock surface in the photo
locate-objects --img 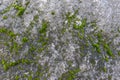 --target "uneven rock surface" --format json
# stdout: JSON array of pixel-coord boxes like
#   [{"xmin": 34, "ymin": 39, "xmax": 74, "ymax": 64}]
[{"xmin": 0, "ymin": 0, "xmax": 120, "ymax": 80}]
